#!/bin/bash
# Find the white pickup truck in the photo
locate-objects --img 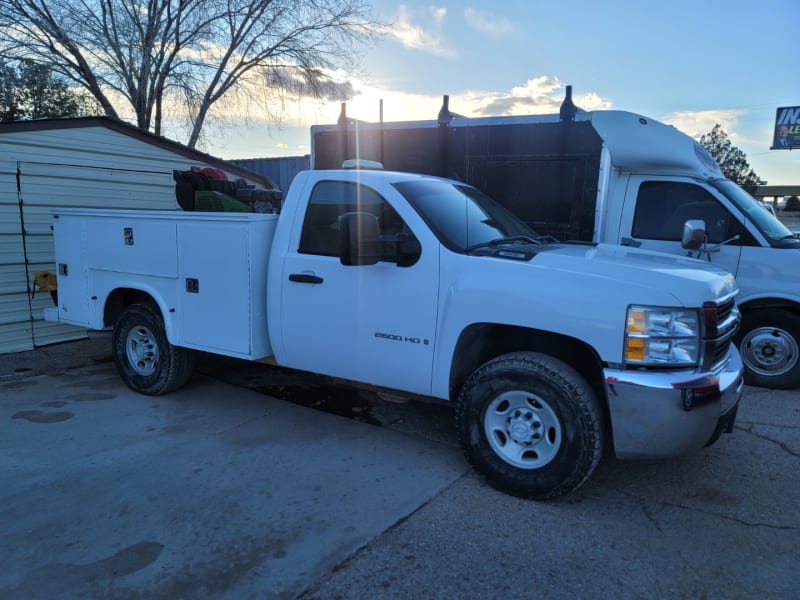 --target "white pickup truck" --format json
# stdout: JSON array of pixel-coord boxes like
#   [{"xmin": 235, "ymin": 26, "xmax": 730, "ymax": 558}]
[{"xmin": 45, "ymin": 168, "xmax": 744, "ymax": 499}]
